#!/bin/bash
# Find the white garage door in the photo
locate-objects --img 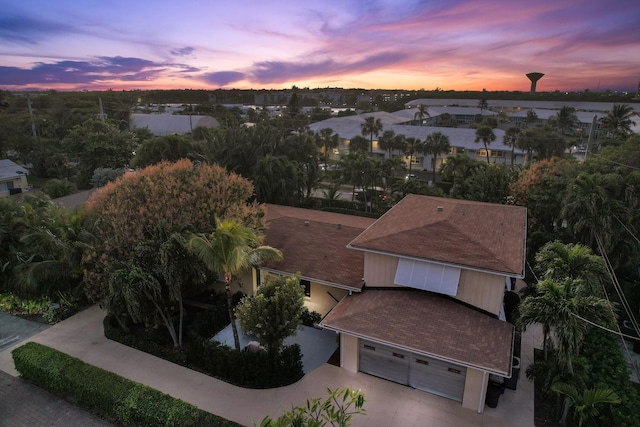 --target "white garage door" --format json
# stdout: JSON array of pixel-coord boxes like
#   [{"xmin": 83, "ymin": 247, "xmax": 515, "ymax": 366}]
[{"xmin": 359, "ymin": 340, "xmax": 466, "ymax": 402}]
